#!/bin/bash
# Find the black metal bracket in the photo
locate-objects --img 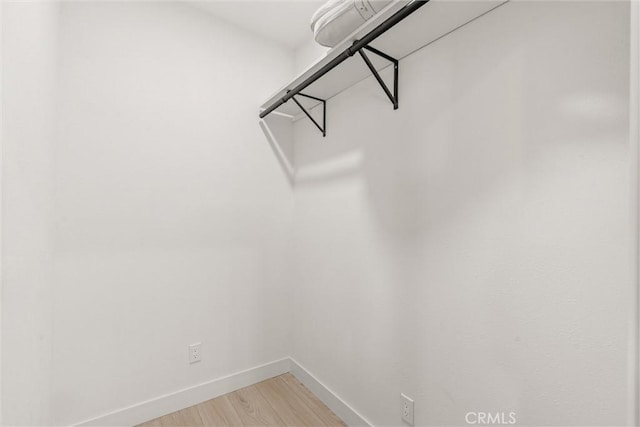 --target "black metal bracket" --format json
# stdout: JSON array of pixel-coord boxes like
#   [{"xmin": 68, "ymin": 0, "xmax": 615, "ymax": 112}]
[
  {"xmin": 259, "ymin": 0, "xmax": 428, "ymax": 123},
  {"xmin": 286, "ymin": 44, "xmax": 397, "ymax": 137},
  {"xmin": 359, "ymin": 45, "xmax": 399, "ymax": 110},
  {"xmin": 290, "ymin": 92, "xmax": 327, "ymax": 137}
]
